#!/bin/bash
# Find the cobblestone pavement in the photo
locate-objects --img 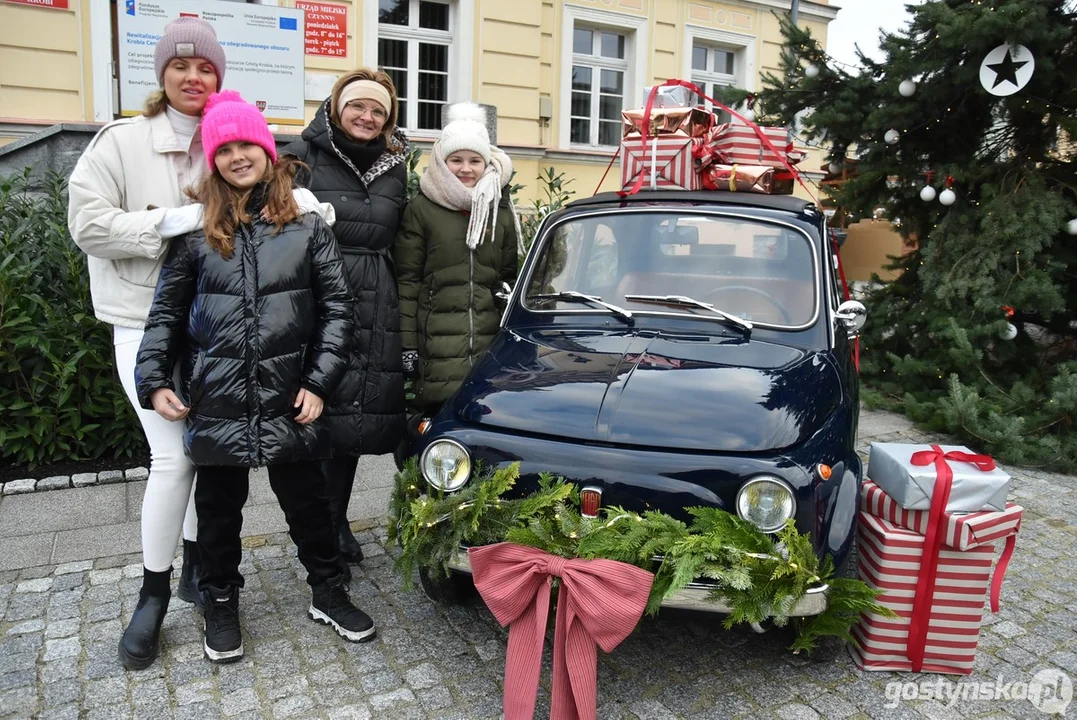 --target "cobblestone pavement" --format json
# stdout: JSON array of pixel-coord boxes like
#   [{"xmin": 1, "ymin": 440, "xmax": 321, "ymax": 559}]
[{"xmin": 1, "ymin": 408, "xmax": 1075, "ymax": 720}]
